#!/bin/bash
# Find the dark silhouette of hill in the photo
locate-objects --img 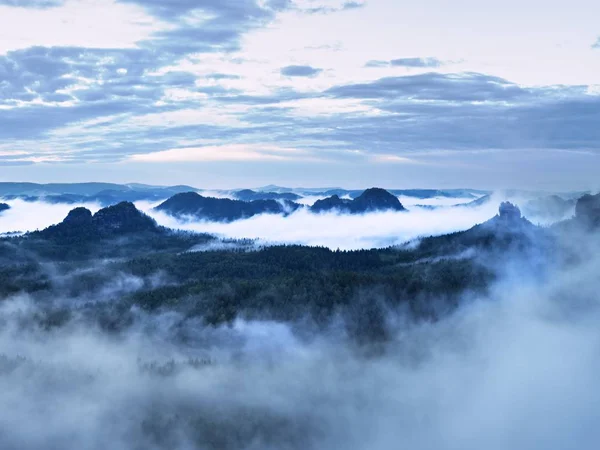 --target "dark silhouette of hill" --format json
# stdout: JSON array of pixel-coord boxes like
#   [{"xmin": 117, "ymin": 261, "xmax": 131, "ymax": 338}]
[
  {"xmin": 414, "ymin": 202, "xmax": 549, "ymax": 260},
  {"xmin": 523, "ymin": 195, "xmax": 575, "ymax": 221},
  {"xmin": 233, "ymin": 189, "xmax": 301, "ymax": 202},
  {"xmin": 0, "ymin": 183, "xmax": 199, "ymax": 207},
  {"xmin": 553, "ymin": 192, "xmax": 600, "ymax": 233},
  {"xmin": 0, "ymin": 203, "xmax": 9, "ymax": 213},
  {"xmin": 574, "ymin": 193, "xmax": 600, "ymax": 229},
  {"xmin": 0, "ymin": 182, "xmax": 197, "ymax": 197},
  {"xmin": 311, "ymin": 188, "xmax": 406, "ymax": 214},
  {"xmin": 457, "ymin": 195, "xmax": 492, "ymax": 208},
  {"xmin": 155, "ymin": 192, "xmax": 301, "ymax": 222},
  {"xmin": 36, "ymin": 202, "xmax": 160, "ymax": 240}
]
